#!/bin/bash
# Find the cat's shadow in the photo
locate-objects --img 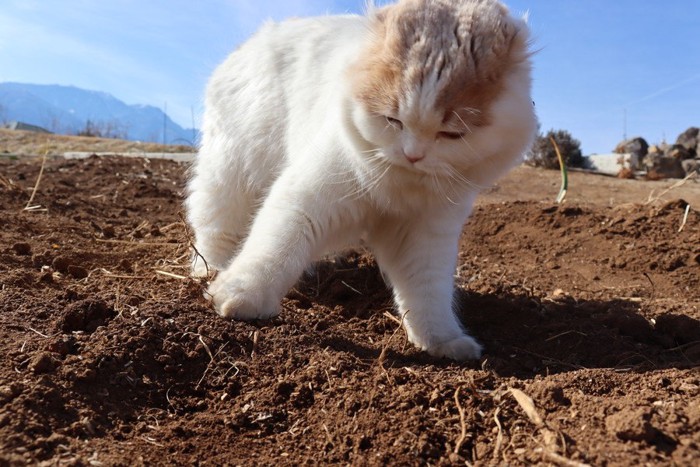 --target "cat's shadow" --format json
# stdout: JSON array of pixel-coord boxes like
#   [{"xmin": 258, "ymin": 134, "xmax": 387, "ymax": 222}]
[
  {"xmin": 454, "ymin": 288, "xmax": 699, "ymax": 377},
  {"xmin": 296, "ymin": 257, "xmax": 699, "ymax": 378}
]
